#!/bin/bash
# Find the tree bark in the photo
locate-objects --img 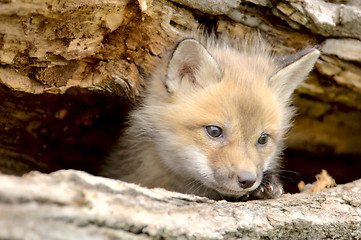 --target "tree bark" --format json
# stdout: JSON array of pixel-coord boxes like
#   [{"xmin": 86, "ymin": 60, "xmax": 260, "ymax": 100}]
[{"xmin": 0, "ymin": 169, "xmax": 360, "ymax": 239}]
